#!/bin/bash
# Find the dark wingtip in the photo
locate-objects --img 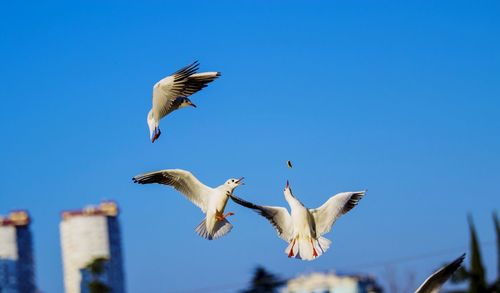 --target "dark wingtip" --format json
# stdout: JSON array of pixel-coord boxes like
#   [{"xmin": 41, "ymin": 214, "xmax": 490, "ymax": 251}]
[{"xmin": 457, "ymin": 253, "xmax": 466, "ymax": 262}]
